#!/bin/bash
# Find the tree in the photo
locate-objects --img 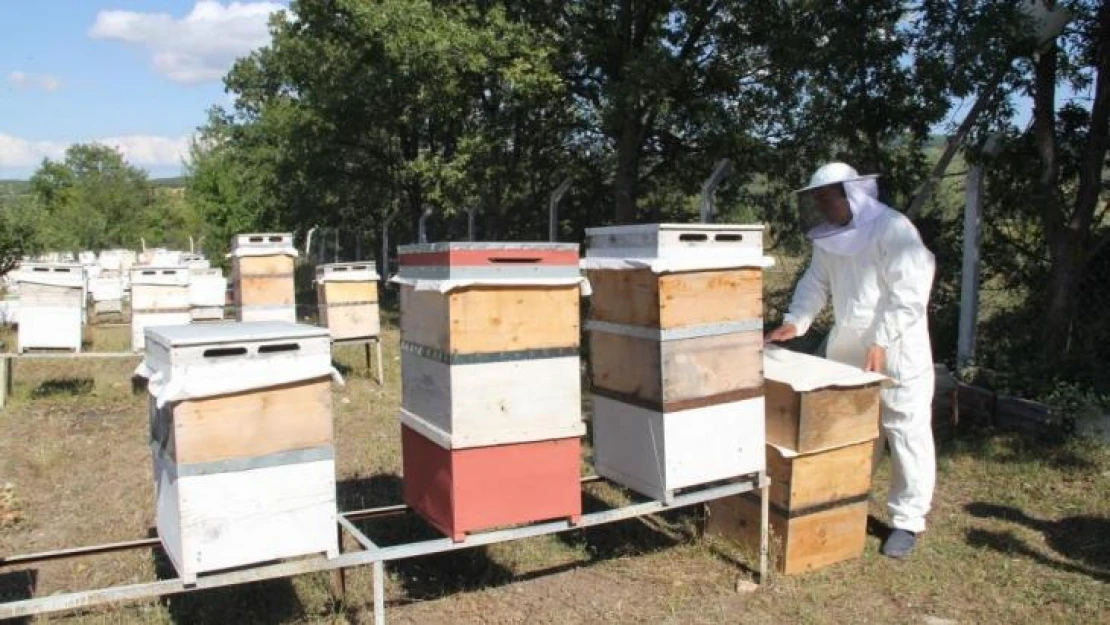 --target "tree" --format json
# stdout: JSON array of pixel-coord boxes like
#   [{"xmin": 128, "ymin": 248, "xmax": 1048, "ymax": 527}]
[{"xmin": 28, "ymin": 144, "xmax": 153, "ymax": 250}]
